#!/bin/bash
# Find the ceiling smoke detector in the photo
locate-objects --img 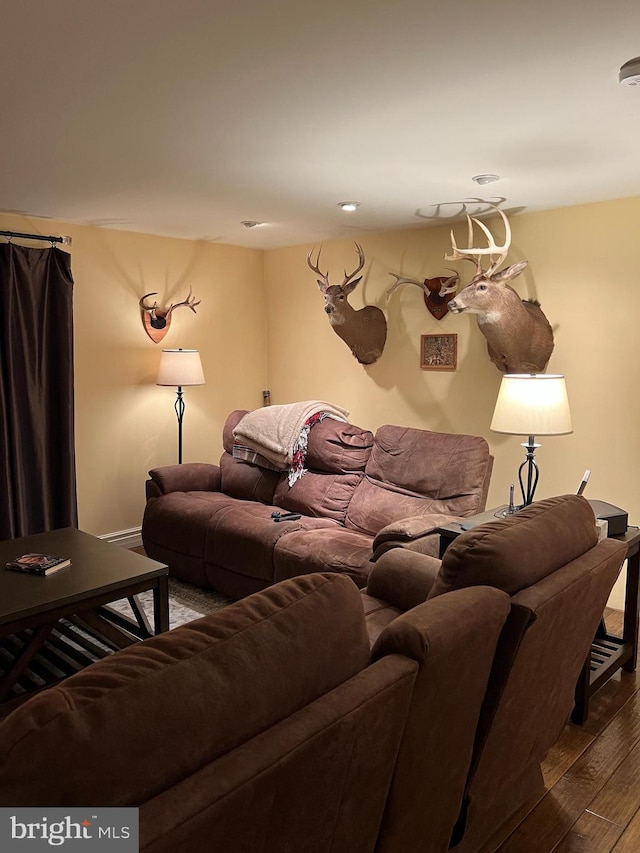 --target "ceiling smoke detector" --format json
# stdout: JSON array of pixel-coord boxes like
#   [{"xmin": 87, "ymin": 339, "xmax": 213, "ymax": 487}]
[
  {"xmin": 619, "ymin": 57, "xmax": 640, "ymax": 86},
  {"xmin": 241, "ymin": 220, "xmax": 261, "ymax": 228},
  {"xmin": 472, "ymin": 174, "xmax": 500, "ymax": 186}
]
